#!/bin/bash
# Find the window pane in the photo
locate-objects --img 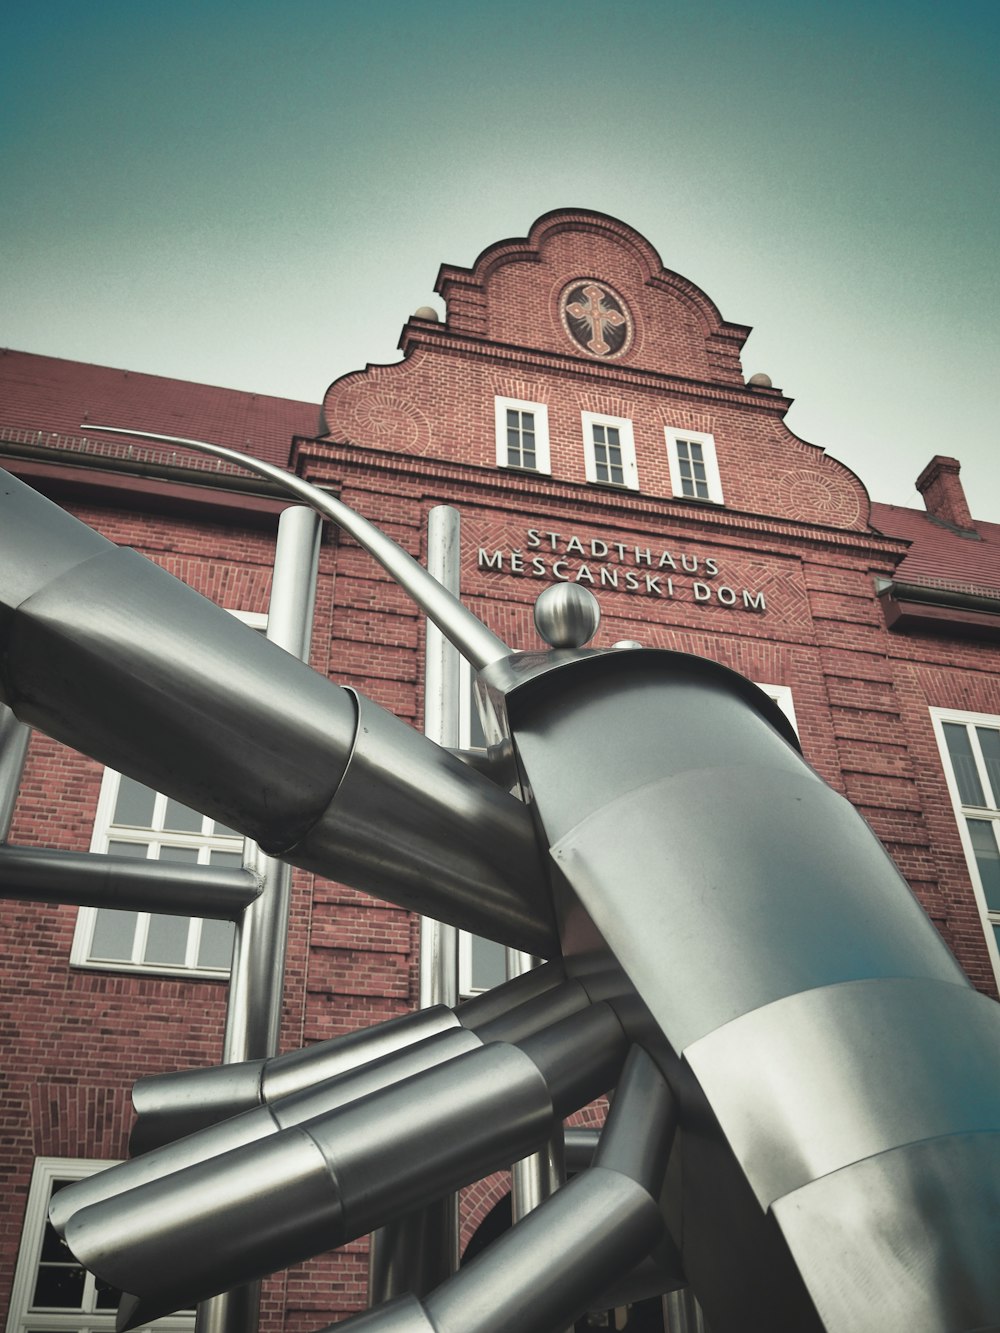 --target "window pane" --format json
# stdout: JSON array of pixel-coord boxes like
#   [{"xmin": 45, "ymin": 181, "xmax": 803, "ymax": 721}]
[
  {"xmin": 32, "ymin": 1262, "xmax": 86, "ymax": 1308},
  {"xmin": 95, "ymin": 1274, "xmax": 123, "ymax": 1309},
  {"xmin": 159, "ymin": 845, "xmax": 201, "ymax": 864},
  {"xmin": 144, "ymin": 914, "xmax": 190, "ymax": 966},
  {"xmin": 976, "ymin": 727, "xmax": 1000, "ymax": 807},
  {"xmin": 113, "ymin": 775, "xmax": 156, "ymax": 827},
  {"xmin": 944, "ymin": 723, "xmax": 986, "ymax": 805},
  {"xmin": 471, "ymin": 936, "xmax": 507, "ymax": 991},
  {"xmin": 209, "ymin": 849, "xmax": 244, "ymax": 868},
  {"xmin": 213, "ymin": 820, "xmax": 241, "ymax": 837},
  {"xmin": 107, "ymin": 840, "xmax": 150, "ymax": 858},
  {"xmin": 90, "ymin": 909, "xmax": 138, "ymax": 960},
  {"xmin": 198, "ymin": 918, "xmax": 235, "ymax": 970},
  {"xmin": 967, "ymin": 819, "xmax": 1000, "ymax": 911},
  {"xmin": 39, "ymin": 1218, "xmax": 74, "ymax": 1264},
  {"xmin": 163, "ymin": 798, "xmax": 204, "ymax": 833}
]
